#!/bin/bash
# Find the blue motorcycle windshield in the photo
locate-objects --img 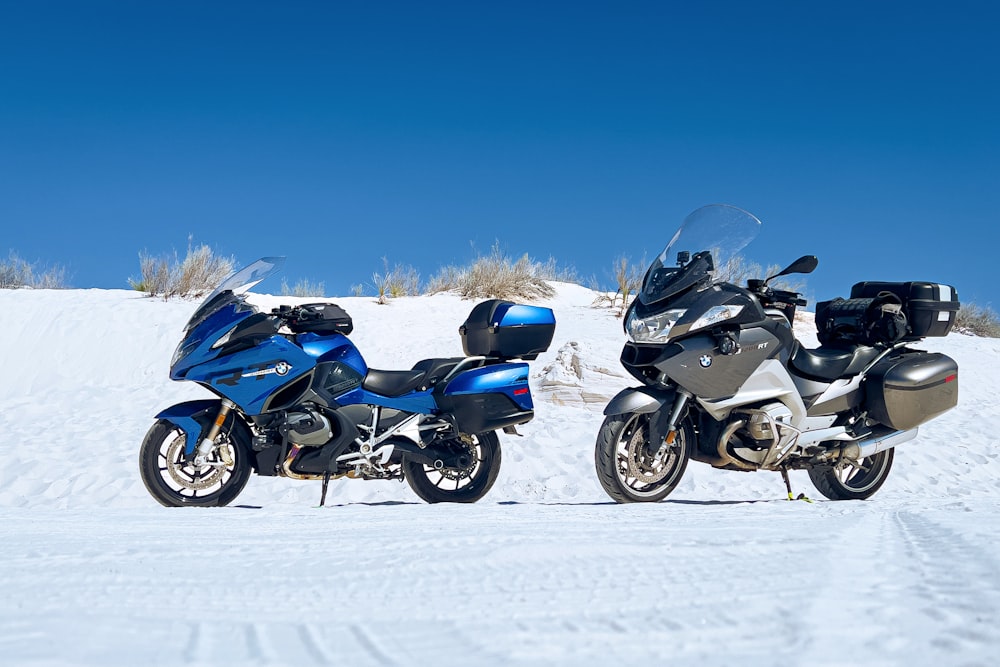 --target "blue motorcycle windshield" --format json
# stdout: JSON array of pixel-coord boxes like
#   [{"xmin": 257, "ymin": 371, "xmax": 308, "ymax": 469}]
[
  {"xmin": 184, "ymin": 257, "xmax": 285, "ymax": 332},
  {"xmin": 640, "ymin": 205, "xmax": 761, "ymax": 305}
]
